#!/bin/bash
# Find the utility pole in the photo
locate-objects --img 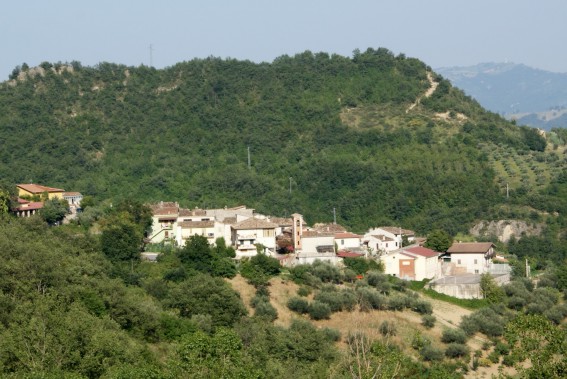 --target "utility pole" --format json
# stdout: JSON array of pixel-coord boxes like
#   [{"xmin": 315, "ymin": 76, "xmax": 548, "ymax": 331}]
[
  {"xmin": 333, "ymin": 208, "xmax": 336, "ymax": 224},
  {"xmin": 506, "ymin": 183, "xmax": 509, "ymax": 199},
  {"xmin": 247, "ymin": 146, "xmax": 251, "ymax": 169},
  {"xmin": 289, "ymin": 177, "xmax": 292, "ymax": 194},
  {"xmin": 149, "ymin": 44, "xmax": 154, "ymax": 67}
]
